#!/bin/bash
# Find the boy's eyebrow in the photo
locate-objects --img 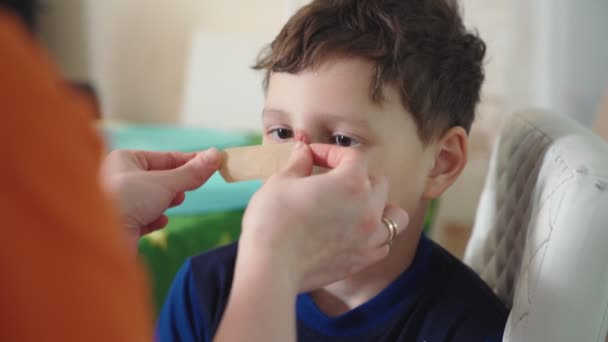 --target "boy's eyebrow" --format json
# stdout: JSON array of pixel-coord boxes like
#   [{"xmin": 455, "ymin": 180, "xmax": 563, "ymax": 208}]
[
  {"xmin": 262, "ymin": 107, "xmax": 371, "ymax": 129},
  {"xmin": 262, "ymin": 107, "xmax": 287, "ymax": 117}
]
